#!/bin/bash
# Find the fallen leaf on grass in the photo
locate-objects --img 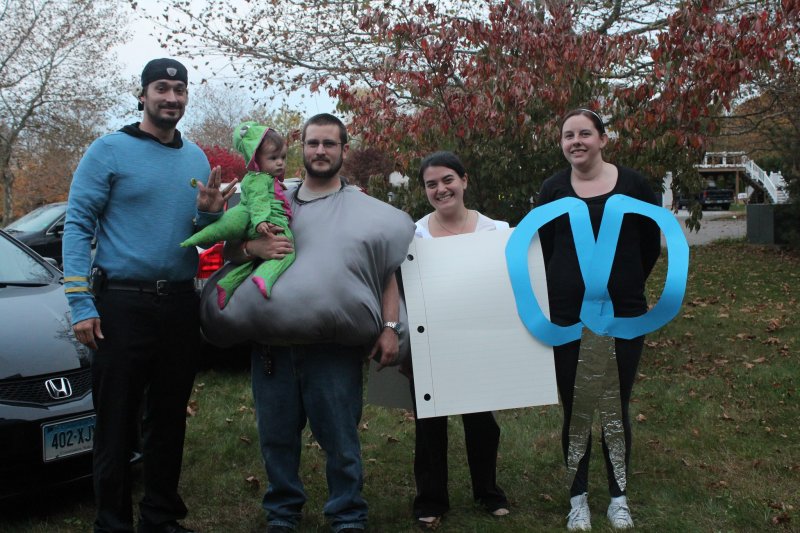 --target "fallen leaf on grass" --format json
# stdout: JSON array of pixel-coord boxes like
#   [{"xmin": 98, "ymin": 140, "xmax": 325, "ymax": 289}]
[
  {"xmin": 765, "ymin": 318, "xmax": 783, "ymax": 332},
  {"xmin": 386, "ymin": 435, "xmax": 400, "ymax": 443},
  {"xmin": 682, "ymin": 313, "xmax": 695, "ymax": 319},
  {"xmin": 635, "ymin": 413, "xmax": 647, "ymax": 423},
  {"xmin": 771, "ymin": 513, "xmax": 791, "ymax": 525},
  {"xmin": 239, "ymin": 435, "xmax": 252, "ymax": 445},
  {"xmin": 768, "ymin": 502, "xmax": 795, "ymax": 511},
  {"xmin": 540, "ymin": 493, "xmax": 554, "ymax": 502},
  {"xmin": 720, "ymin": 412, "xmax": 734, "ymax": 421},
  {"xmin": 744, "ymin": 362, "xmax": 754, "ymax": 369},
  {"xmin": 762, "ymin": 337, "xmax": 780, "ymax": 345},
  {"xmin": 360, "ymin": 422, "xmax": 369, "ymax": 431},
  {"xmin": 245, "ymin": 476, "xmax": 260, "ymax": 489},
  {"xmin": 225, "ymin": 418, "xmax": 233, "ymax": 424},
  {"xmin": 735, "ymin": 333, "xmax": 756, "ymax": 340},
  {"xmin": 717, "ymin": 313, "xmax": 730, "ymax": 318},
  {"xmin": 186, "ymin": 400, "xmax": 199, "ymax": 417},
  {"xmin": 753, "ymin": 357, "xmax": 766, "ymax": 364}
]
